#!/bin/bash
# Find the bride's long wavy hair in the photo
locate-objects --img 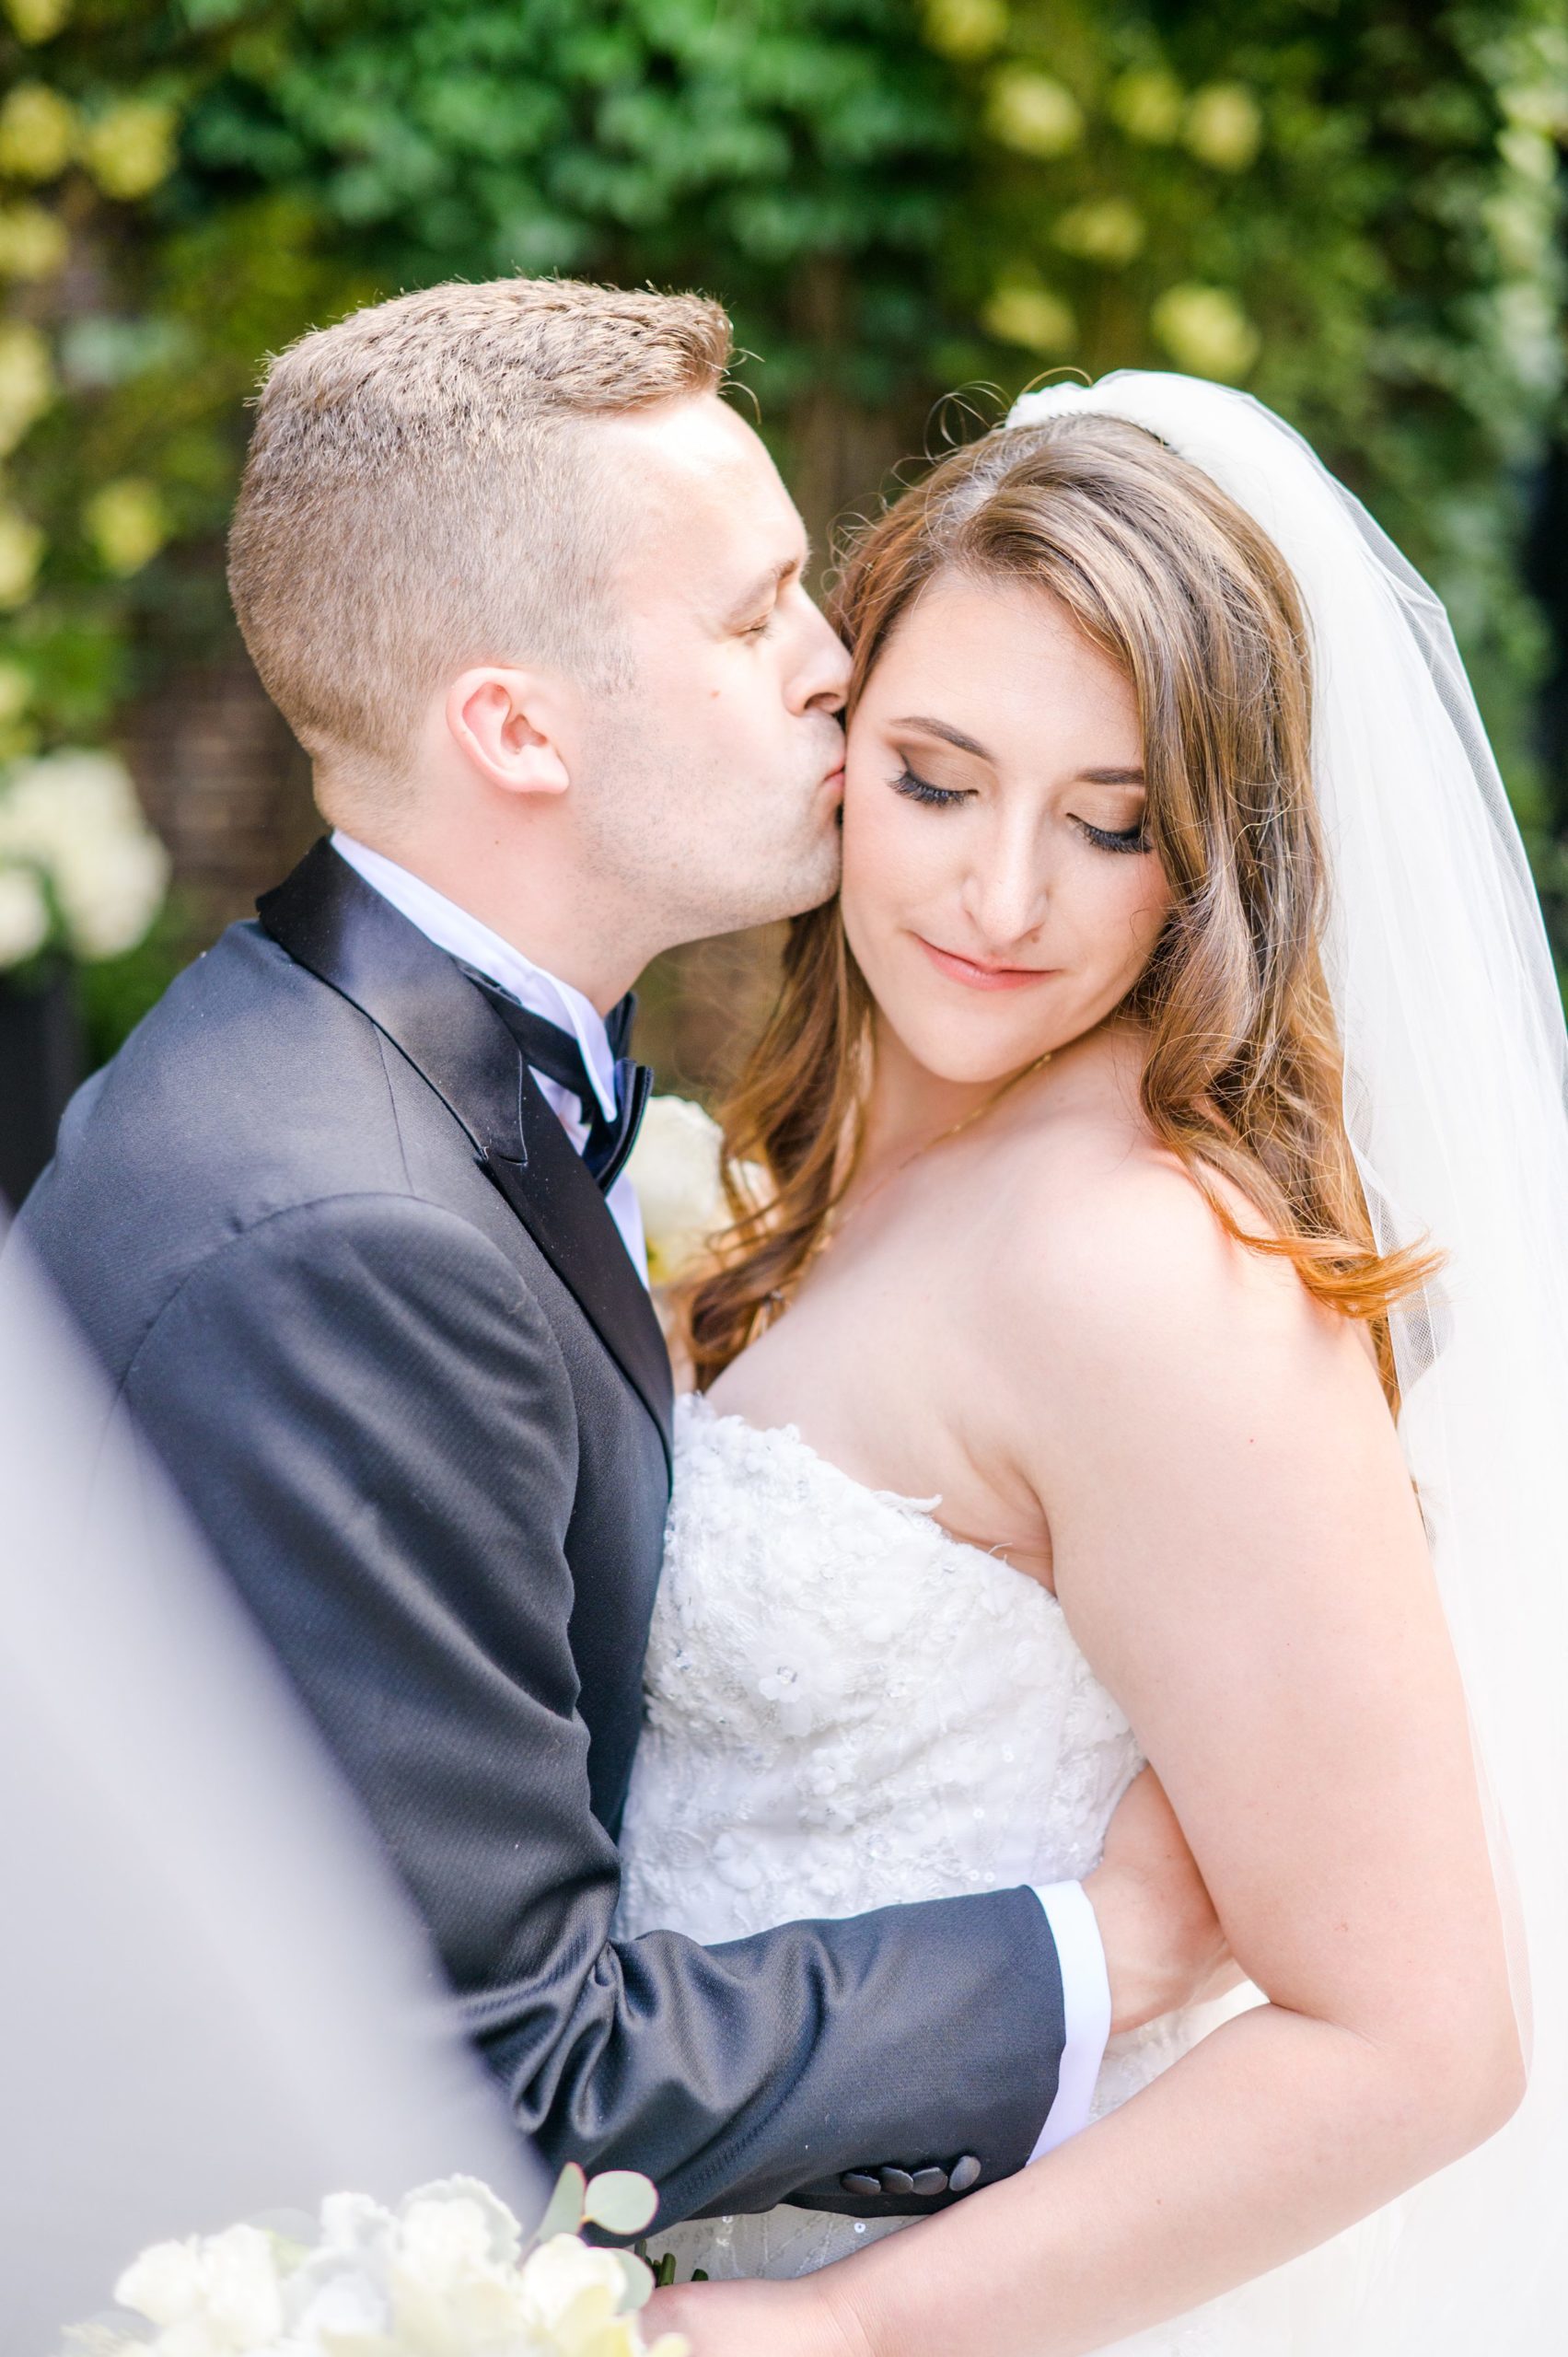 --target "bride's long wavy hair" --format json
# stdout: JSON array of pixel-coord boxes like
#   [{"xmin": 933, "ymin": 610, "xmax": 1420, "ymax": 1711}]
[{"xmin": 682, "ymin": 412, "xmax": 1437, "ymax": 1403}]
